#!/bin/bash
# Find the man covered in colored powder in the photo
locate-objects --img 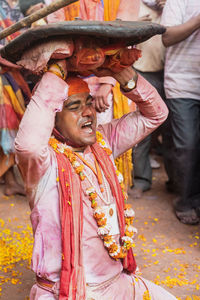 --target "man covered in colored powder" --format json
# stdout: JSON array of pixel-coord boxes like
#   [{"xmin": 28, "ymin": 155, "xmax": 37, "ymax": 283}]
[{"xmin": 15, "ymin": 54, "xmax": 176, "ymax": 298}]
